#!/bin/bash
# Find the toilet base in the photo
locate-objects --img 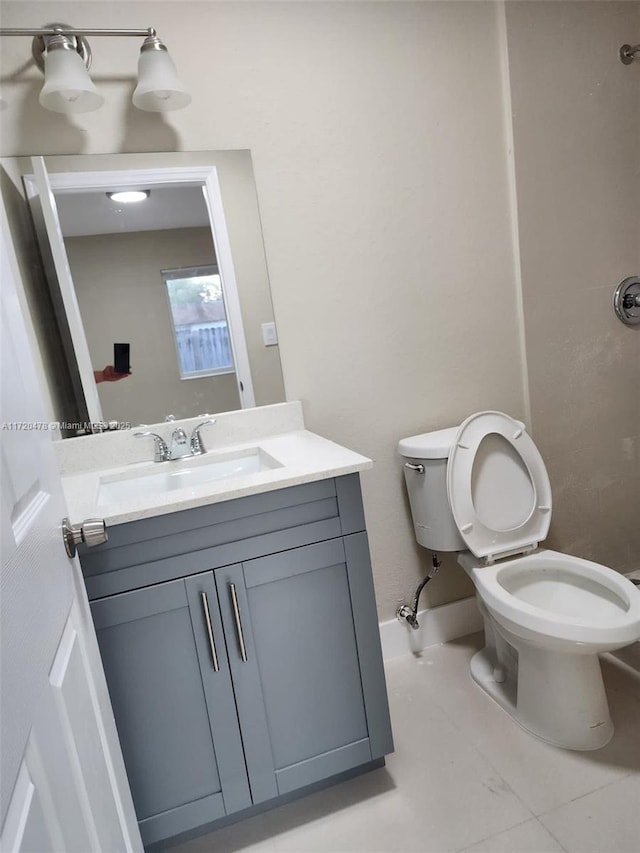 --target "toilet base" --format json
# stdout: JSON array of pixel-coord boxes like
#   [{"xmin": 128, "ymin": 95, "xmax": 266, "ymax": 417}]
[{"xmin": 470, "ymin": 635, "xmax": 614, "ymax": 751}]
